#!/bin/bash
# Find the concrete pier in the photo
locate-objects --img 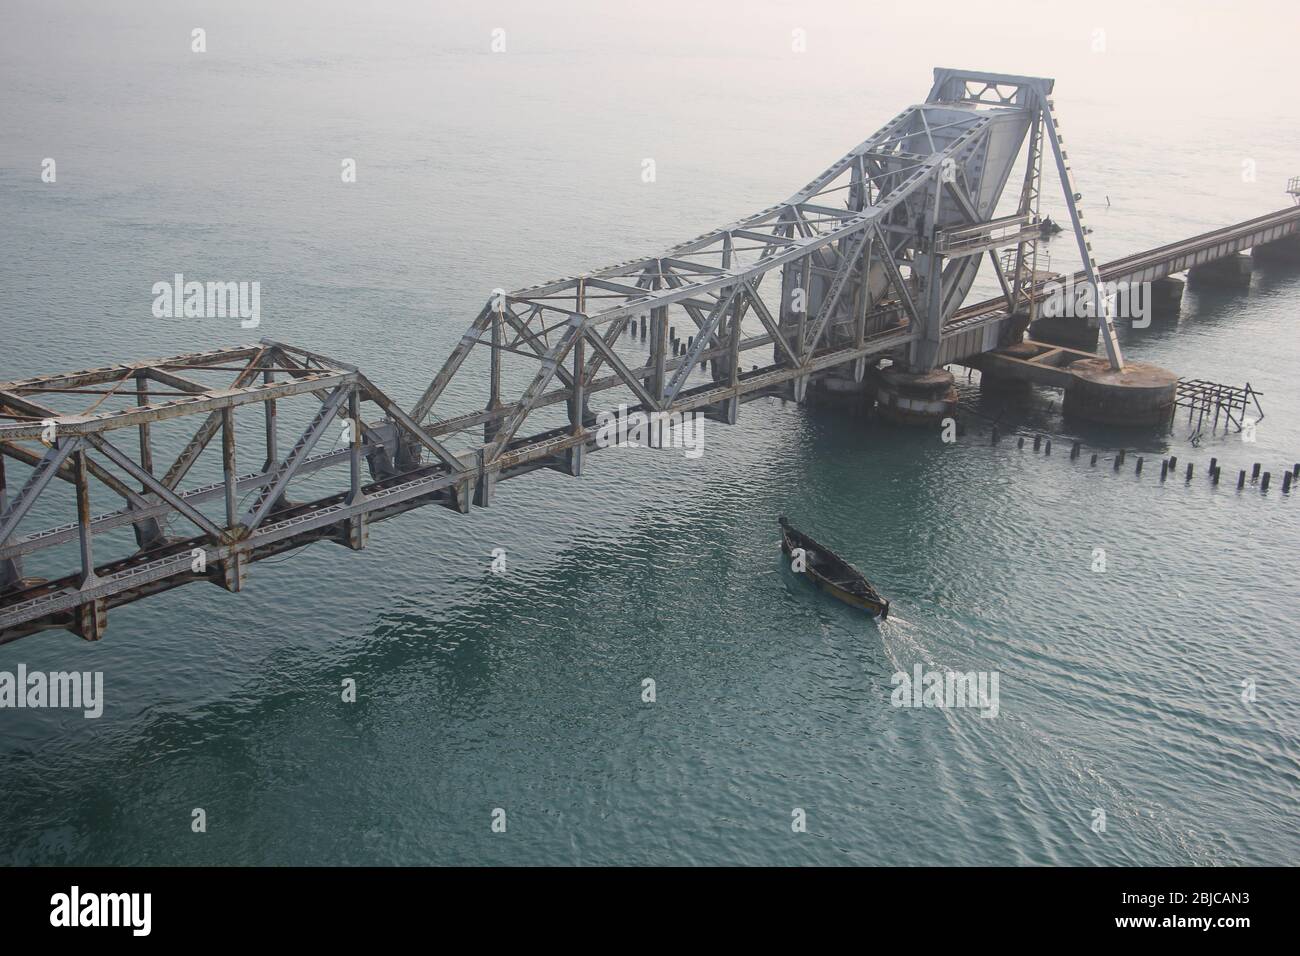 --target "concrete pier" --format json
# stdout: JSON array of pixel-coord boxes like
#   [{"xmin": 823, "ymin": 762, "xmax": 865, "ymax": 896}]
[
  {"xmin": 1027, "ymin": 314, "xmax": 1098, "ymax": 352},
  {"xmin": 1062, "ymin": 359, "xmax": 1179, "ymax": 426},
  {"xmin": 1188, "ymin": 252, "xmax": 1252, "ymax": 287},
  {"xmin": 969, "ymin": 340, "xmax": 1177, "ymax": 427},
  {"xmin": 1151, "ymin": 275, "xmax": 1185, "ymax": 316},
  {"xmin": 1252, "ymin": 234, "xmax": 1300, "ymax": 267},
  {"xmin": 875, "ymin": 367, "xmax": 957, "ymax": 426}
]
